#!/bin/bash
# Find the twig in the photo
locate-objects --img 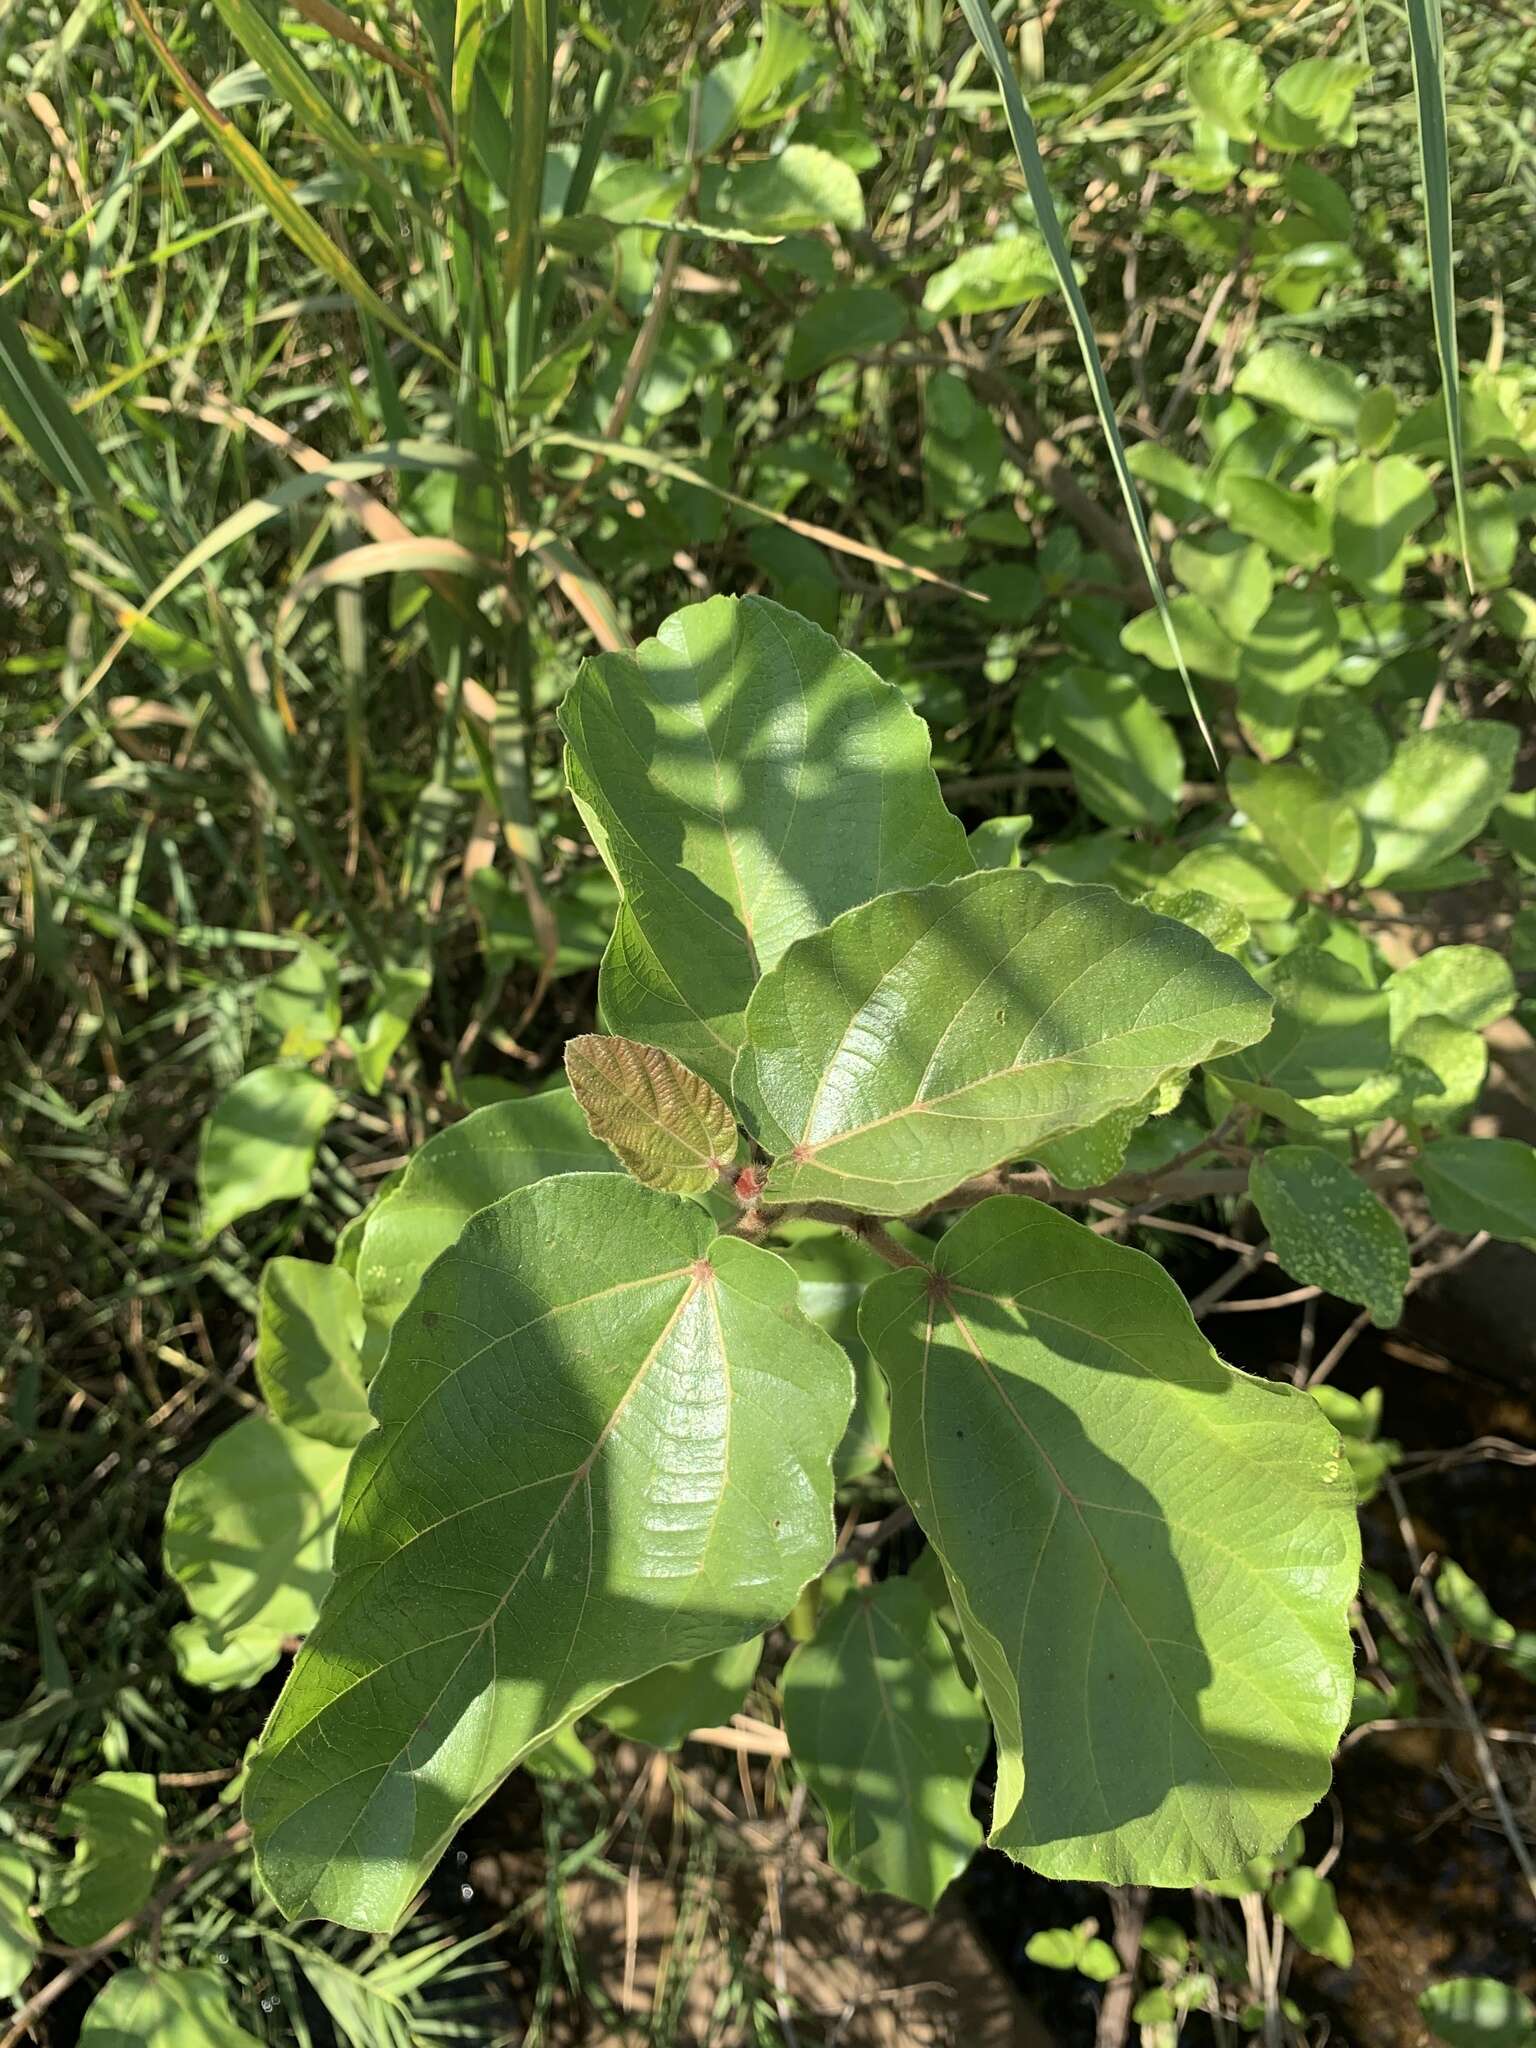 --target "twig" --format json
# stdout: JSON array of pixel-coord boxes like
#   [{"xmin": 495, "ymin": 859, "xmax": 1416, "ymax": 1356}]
[
  {"xmin": 1096, "ymin": 1886, "xmax": 1149, "ymax": 2048},
  {"xmin": 1383, "ymin": 1472, "xmax": 1536, "ymax": 1907},
  {"xmin": 1339, "ymin": 1716, "xmax": 1536, "ymax": 1753}
]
